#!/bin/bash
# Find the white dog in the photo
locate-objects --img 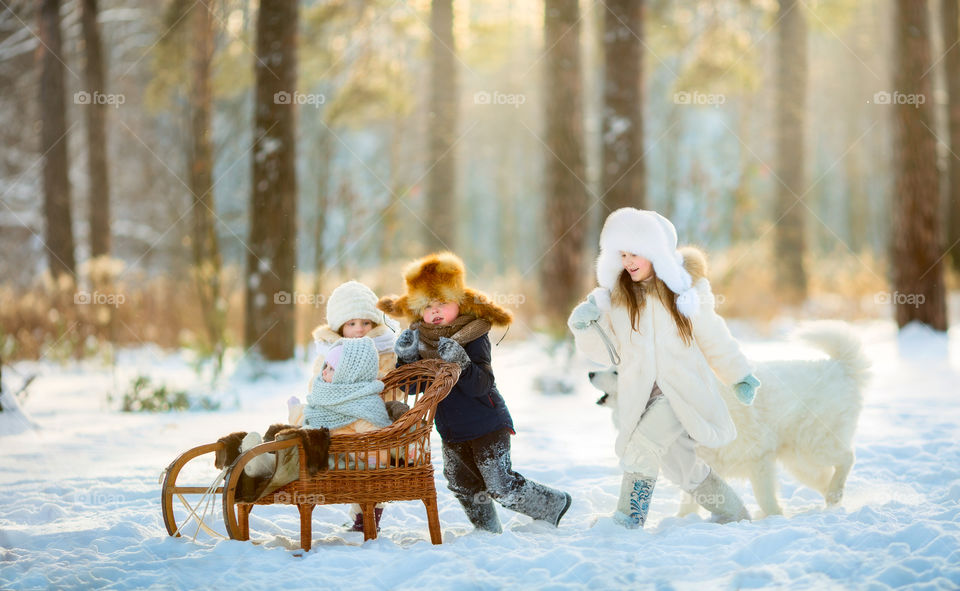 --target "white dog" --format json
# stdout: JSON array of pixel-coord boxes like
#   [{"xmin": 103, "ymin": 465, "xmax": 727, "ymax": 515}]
[{"xmin": 589, "ymin": 322, "xmax": 871, "ymax": 517}]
